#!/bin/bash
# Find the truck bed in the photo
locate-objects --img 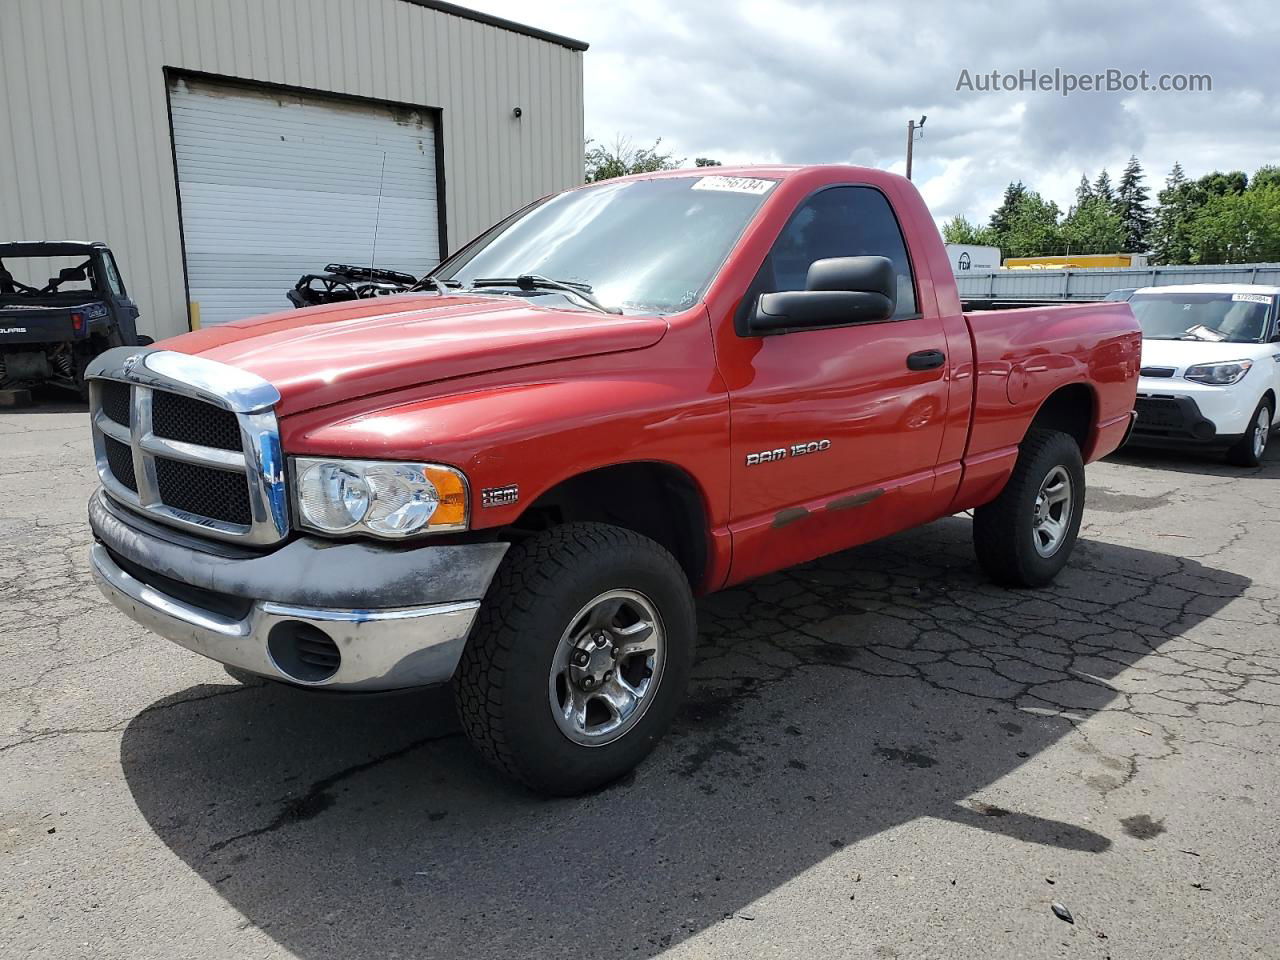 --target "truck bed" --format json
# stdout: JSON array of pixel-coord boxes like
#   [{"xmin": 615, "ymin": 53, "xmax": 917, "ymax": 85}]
[{"xmin": 958, "ymin": 300, "xmax": 1141, "ymax": 500}]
